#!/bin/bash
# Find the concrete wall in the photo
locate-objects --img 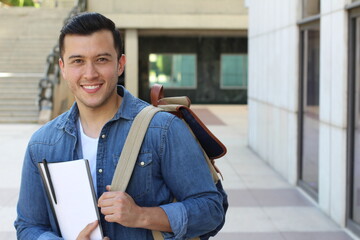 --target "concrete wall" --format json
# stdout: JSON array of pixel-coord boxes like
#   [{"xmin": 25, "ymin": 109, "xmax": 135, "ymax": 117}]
[
  {"xmin": 248, "ymin": 0, "xmax": 300, "ymax": 185},
  {"xmin": 87, "ymin": 0, "xmax": 248, "ymax": 96},
  {"xmin": 248, "ymin": 0, "xmax": 350, "ymax": 227},
  {"xmin": 318, "ymin": 0, "xmax": 349, "ymax": 228},
  {"xmin": 88, "ymin": 0, "xmax": 247, "ymax": 30}
]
